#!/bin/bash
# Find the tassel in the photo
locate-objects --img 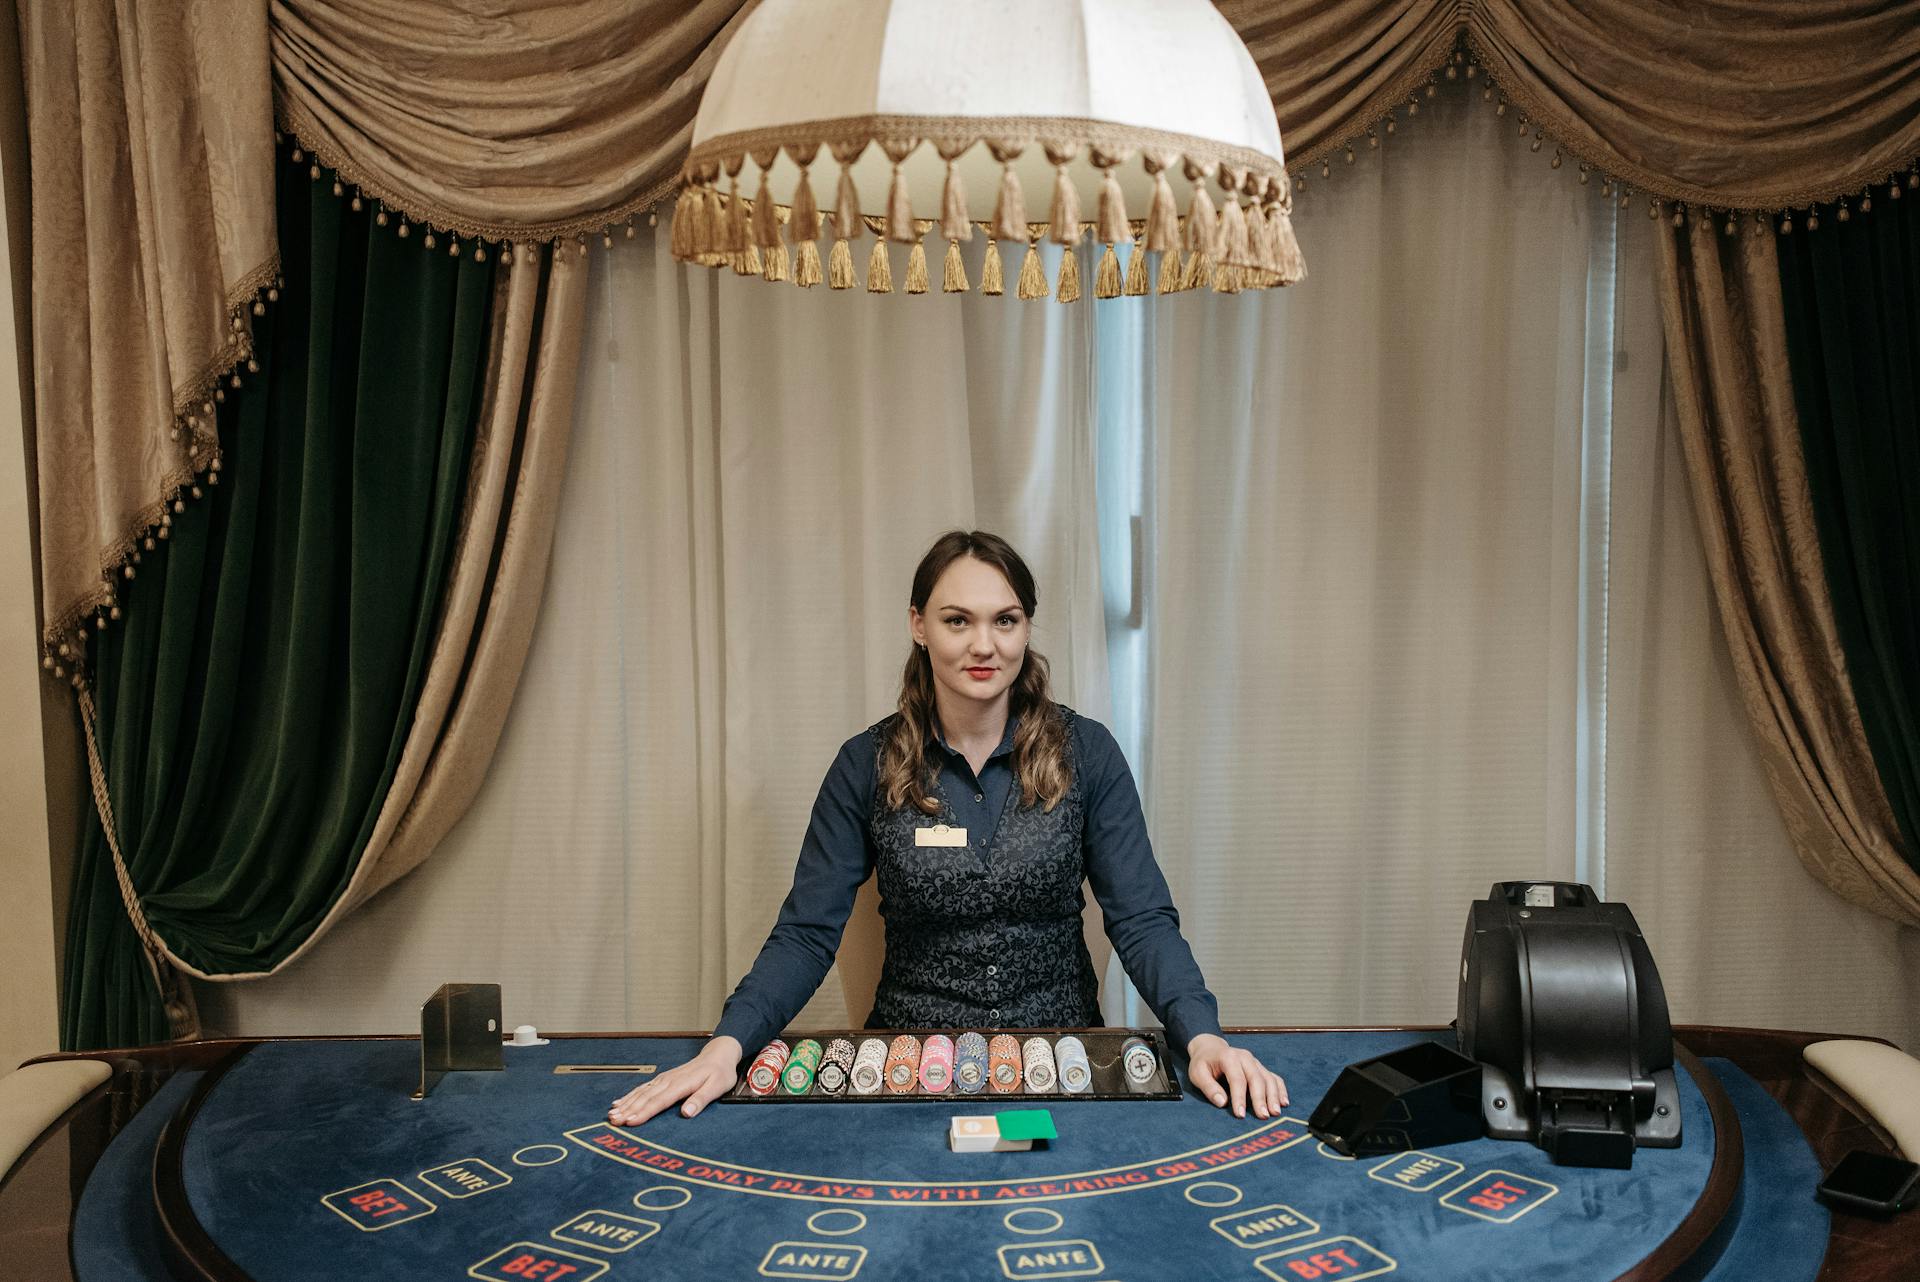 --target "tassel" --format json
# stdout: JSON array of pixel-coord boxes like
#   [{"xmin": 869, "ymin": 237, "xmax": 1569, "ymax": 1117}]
[
  {"xmin": 1158, "ymin": 246, "xmax": 1183, "ymax": 293},
  {"xmin": 992, "ymin": 162, "xmax": 1027, "ymax": 243},
  {"xmin": 904, "ymin": 239, "xmax": 930, "ymax": 293},
  {"xmin": 1187, "ymin": 185, "xmax": 1219, "ymax": 260},
  {"xmin": 1145, "ymin": 167, "xmax": 1179, "ymax": 252},
  {"xmin": 1124, "ymin": 244, "xmax": 1150, "ymax": 295},
  {"xmin": 941, "ymin": 161, "xmax": 973, "ymax": 243},
  {"xmin": 762, "ymin": 240, "xmax": 790, "ymax": 282},
  {"xmin": 1095, "ymin": 244, "xmax": 1122, "ymax": 298},
  {"xmin": 1272, "ymin": 208, "xmax": 1306, "ymax": 283},
  {"xmin": 867, "ymin": 239, "xmax": 893, "ymax": 292},
  {"xmin": 699, "ymin": 185, "xmax": 728, "ymax": 265},
  {"xmin": 1219, "ymin": 198, "xmax": 1250, "ymax": 271},
  {"xmin": 1056, "ymin": 245, "xmax": 1081, "ymax": 302},
  {"xmin": 791, "ymin": 168, "xmax": 820, "ymax": 240},
  {"xmin": 726, "ymin": 176, "xmax": 748, "ymax": 253},
  {"xmin": 1016, "ymin": 241, "xmax": 1049, "ymax": 299},
  {"xmin": 1097, "ymin": 167, "xmax": 1131, "ymax": 246},
  {"xmin": 887, "ymin": 164, "xmax": 915, "ymax": 243},
  {"xmin": 794, "ymin": 239, "xmax": 823, "ymax": 287},
  {"xmin": 753, "ymin": 170, "xmax": 781, "ymax": 249},
  {"xmin": 670, "ymin": 191, "xmax": 692, "ymax": 259},
  {"xmin": 742, "ymin": 241, "xmax": 764, "ymax": 275},
  {"xmin": 1048, "ymin": 166, "xmax": 1081, "ymax": 244},
  {"xmin": 943, "ymin": 239, "xmax": 970, "ymax": 292},
  {"xmin": 982, "ymin": 240, "xmax": 1005, "ymax": 294},
  {"xmin": 835, "ymin": 163, "xmax": 862, "ymax": 241},
  {"xmin": 829, "ymin": 238, "xmax": 856, "ymax": 289}
]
